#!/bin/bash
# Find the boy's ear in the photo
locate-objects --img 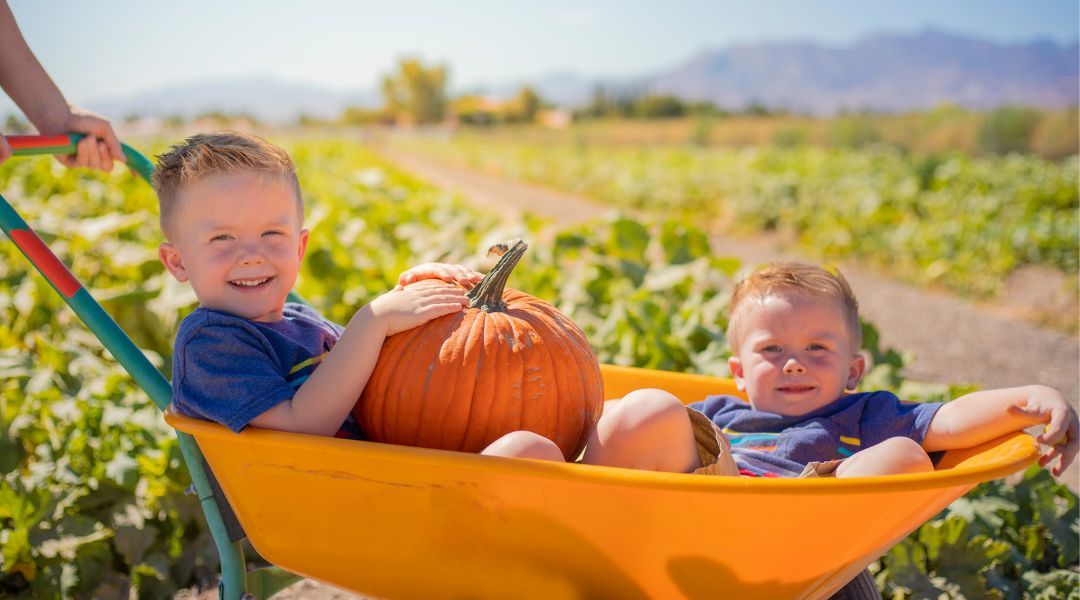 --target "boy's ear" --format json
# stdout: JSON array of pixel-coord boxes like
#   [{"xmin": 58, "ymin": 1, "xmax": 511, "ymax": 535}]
[
  {"xmin": 846, "ymin": 353, "xmax": 867, "ymax": 391},
  {"xmin": 159, "ymin": 242, "xmax": 189, "ymax": 282},
  {"xmin": 297, "ymin": 228, "xmax": 309, "ymax": 262},
  {"xmin": 729, "ymin": 355, "xmax": 746, "ymax": 391}
]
